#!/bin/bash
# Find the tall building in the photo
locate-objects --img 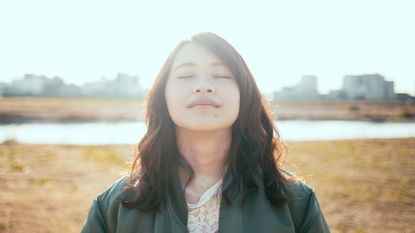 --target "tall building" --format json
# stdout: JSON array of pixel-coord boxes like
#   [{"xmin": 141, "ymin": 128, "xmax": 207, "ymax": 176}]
[
  {"xmin": 274, "ymin": 75, "xmax": 320, "ymax": 100},
  {"xmin": 8, "ymin": 74, "xmax": 46, "ymax": 95},
  {"xmin": 385, "ymin": 81, "xmax": 395, "ymax": 100},
  {"xmin": 0, "ymin": 82, "xmax": 6, "ymax": 97},
  {"xmin": 298, "ymin": 75, "xmax": 319, "ymax": 97},
  {"xmin": 342, "ymin": 74, "xmax": 395, "ymax": 100},
  {"xmin": 115, "ymin": 73, "xmax": 143, "ymax": 97},
  {"xmin": 81, "ymin": 73, "xmax": 144, "ymax": 98}
]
